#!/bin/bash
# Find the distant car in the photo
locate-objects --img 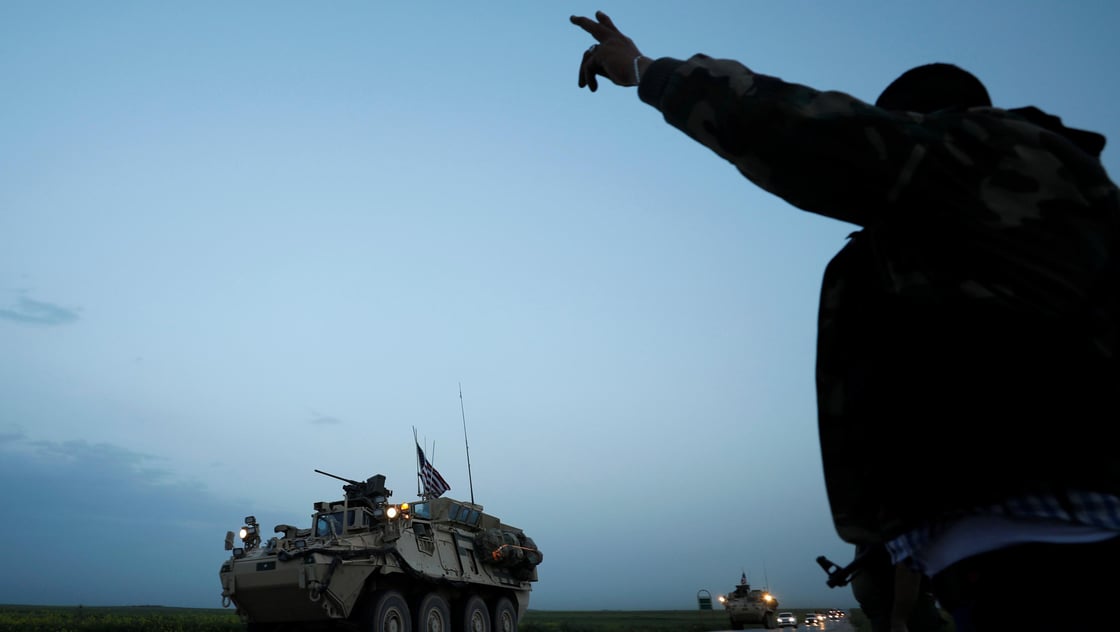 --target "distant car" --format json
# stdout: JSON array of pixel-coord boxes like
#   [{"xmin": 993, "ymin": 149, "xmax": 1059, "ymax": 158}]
[
  {"xmin": 776, "ymin": 611, "xmax": 798, "ymax": 628},
  {"xmin": 827, "ymin": 608, "xmax": 845, "ymax": 619},
  {"xmin": 803, "ymin": 612, "xmax": 824, "ymax": 627}
]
